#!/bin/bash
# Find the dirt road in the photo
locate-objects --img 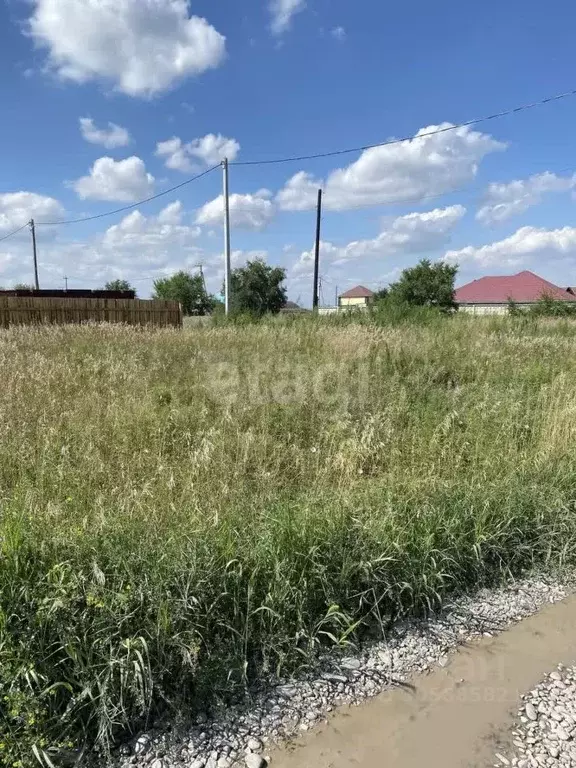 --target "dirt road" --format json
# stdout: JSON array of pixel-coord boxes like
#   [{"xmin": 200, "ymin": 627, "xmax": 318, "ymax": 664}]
[{"xmin": 271, "ymin": 594, "xmax": 576, "ymax": 768}]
